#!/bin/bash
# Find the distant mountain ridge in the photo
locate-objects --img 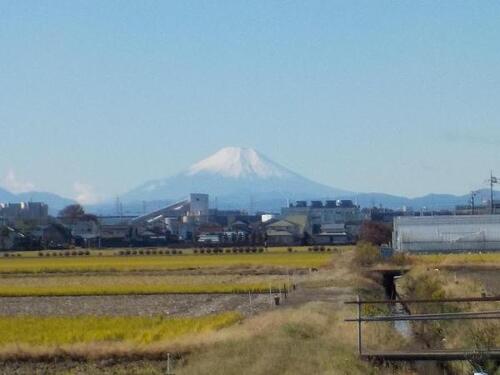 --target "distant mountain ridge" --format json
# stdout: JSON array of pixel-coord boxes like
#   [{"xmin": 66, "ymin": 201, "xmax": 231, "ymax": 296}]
[
  {"xmin": 0, "ymin": 188, "xmax": 75, "ymax": 215},
  {"xmin": 2, "ymin": 147, "xmax": 497, "ymax": 215},
  {"xmin": 122, "ymin": 147, "xmax": 352, "ymax": 204},
  {"xmin": 118, "ymin": 146, "xmax": 493, "ymax": 213}
]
